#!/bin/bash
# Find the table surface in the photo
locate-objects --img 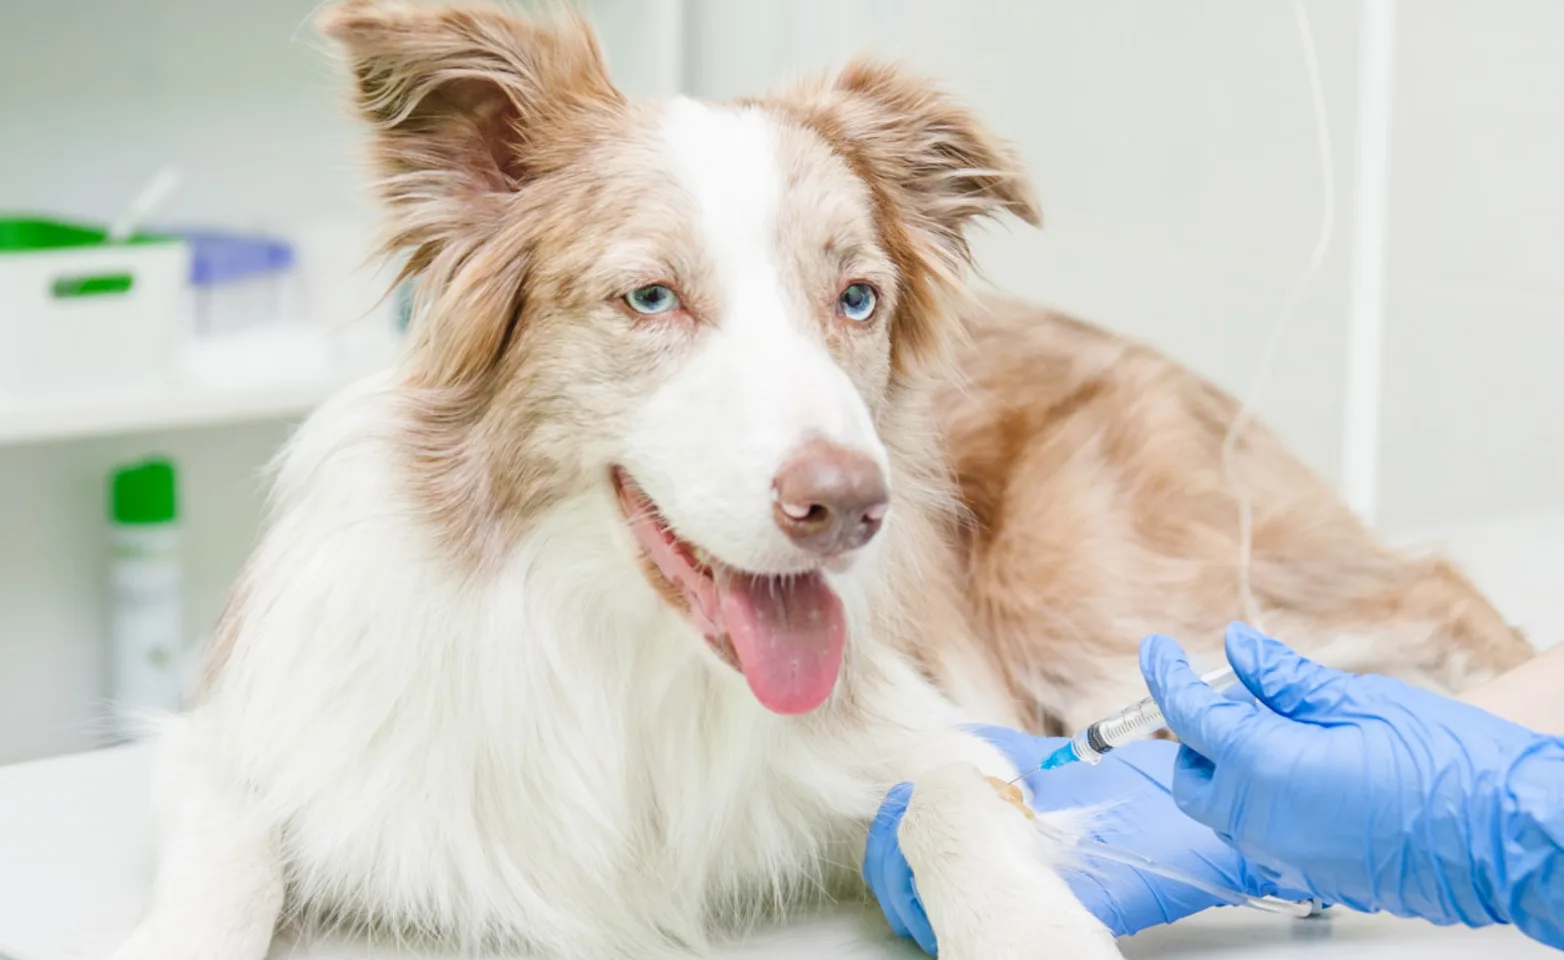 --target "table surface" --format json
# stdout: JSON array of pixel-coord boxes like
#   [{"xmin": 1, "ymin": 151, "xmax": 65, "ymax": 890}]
[{"xmin": 0, "ymin": 746, "xmax": 1555, "ymax": 960}]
